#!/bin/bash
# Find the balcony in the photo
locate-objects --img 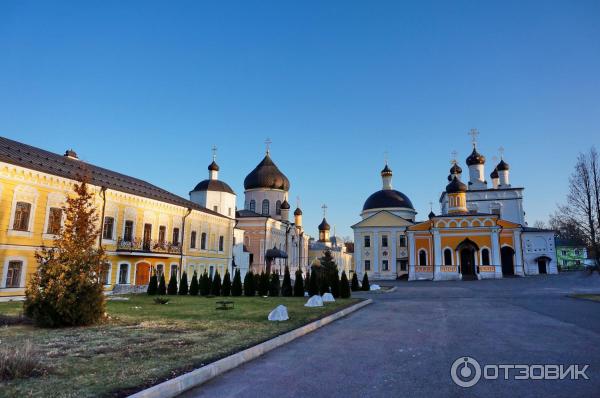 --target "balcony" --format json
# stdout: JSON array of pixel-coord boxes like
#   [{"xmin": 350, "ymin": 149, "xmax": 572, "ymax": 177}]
[{"xmin": 116, "ymin": 237, "xmax": 182, "ymax": 255}]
